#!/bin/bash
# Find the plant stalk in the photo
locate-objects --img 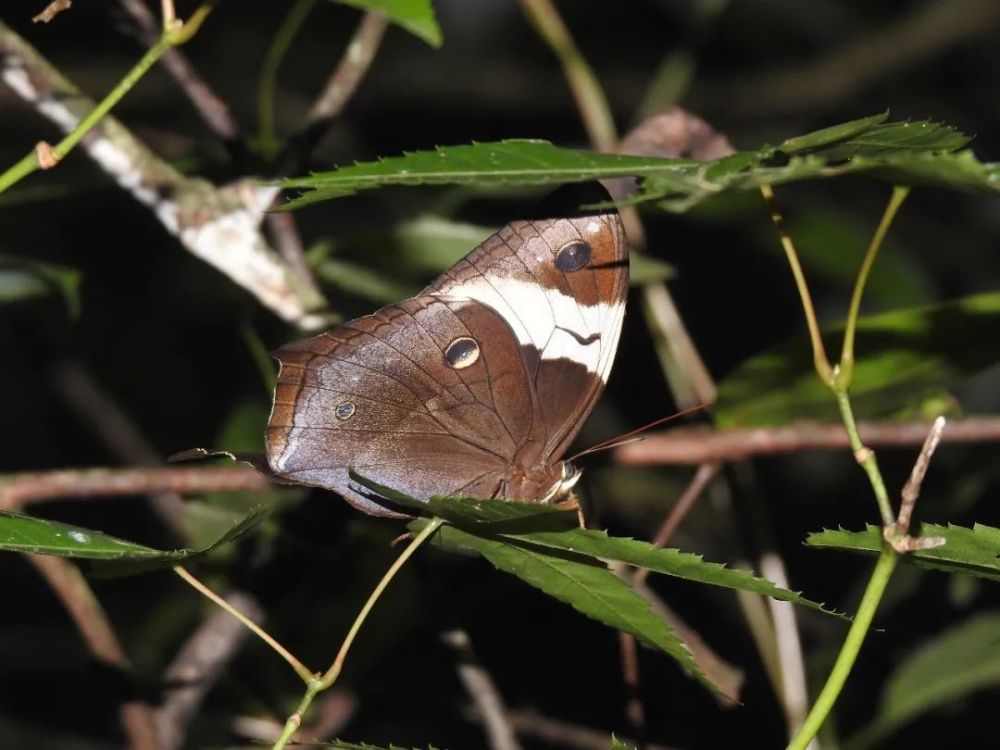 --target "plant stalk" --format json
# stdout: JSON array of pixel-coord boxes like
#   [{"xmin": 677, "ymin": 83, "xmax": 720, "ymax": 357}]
[
  {"xmin": 0, "ymin": 4, "xmax": 214, "ymax": 196},
  {"xmin": 786, "ymin": 546, "xmax": 897, "ymax": 750},
  {"xmin": 837, "ymin": 186, "xmax": 910, "ymax": 388},
  {"xmin": 271, "ymin": 517, "xmax": 444, "ymax": 749}
]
